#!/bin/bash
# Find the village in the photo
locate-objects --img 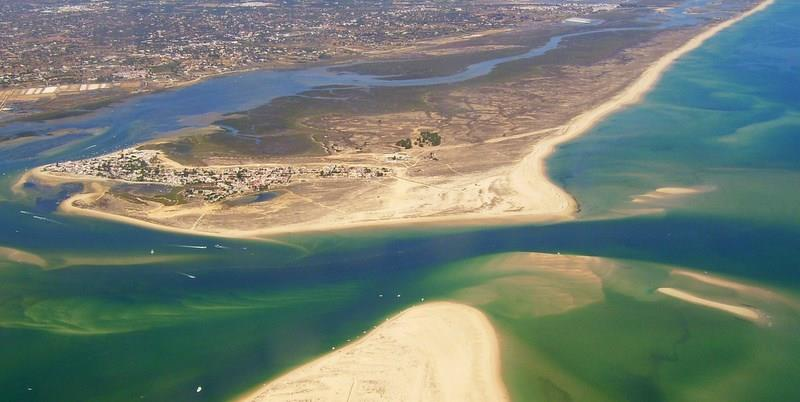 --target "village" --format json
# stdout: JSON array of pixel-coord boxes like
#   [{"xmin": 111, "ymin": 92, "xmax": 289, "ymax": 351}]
[{"xmin": 42, "ymin": 149, "xmax": 392, "ymax": 203}]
